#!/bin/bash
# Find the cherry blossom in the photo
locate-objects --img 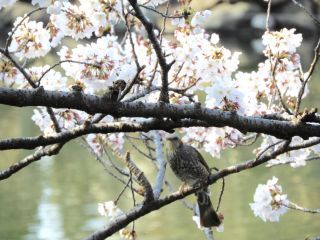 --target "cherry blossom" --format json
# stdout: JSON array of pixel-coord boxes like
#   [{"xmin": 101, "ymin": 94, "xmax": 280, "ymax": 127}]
[
  {"xmin": 181, "ymin": 127, "xmax": 242, "ymax": 158},
  {"xmin": 262, "ymin": 28, "xmax": 302, "ymax": 58},
  {"xmin": 47, "ymin": 15, "xmax": 65, "ymax": 47},
  {"xmin": 26, "ymin": 65, "xmax": 68, "ymax": 91},
  {"xmin": 58, "ymin": 35, "xmax": 136, "ymax": 92},
  {"xmin": 258, "ymin": 136, "xmax": 311, "ymax": 168},
  {"xmin": 0, "ymin": 53, "xmax": 24, "ymax": 86},
  {"xmin": 8, "ymin": 17, "xmax": 51, "ymax": 59},
  {"xmin": 250, "ymin": 177, "xmax": 289, "ymax": 222},
  {"xmin": 119, "ymin": 228, "xmax": 137, "ymax": 240},
  {"xmin": 98, "ymin": 201, "xmax": 124, "ymax": 219},
  {"xmin": 32, "ymin": 107, "xmax": 88, "ymax": 135},
  {"xmin": 51, "ymin": 2, "xmax": 96, "ymax": 40}
]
